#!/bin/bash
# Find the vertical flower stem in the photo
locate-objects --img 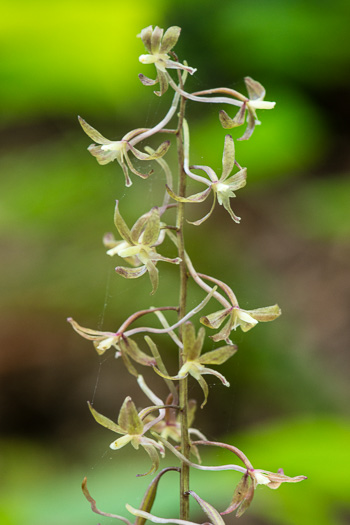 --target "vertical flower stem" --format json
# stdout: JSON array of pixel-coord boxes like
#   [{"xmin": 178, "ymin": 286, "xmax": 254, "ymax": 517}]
[{"xmin": 175, "ymin": 81, "xmax": 190, "ymax": 520}]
